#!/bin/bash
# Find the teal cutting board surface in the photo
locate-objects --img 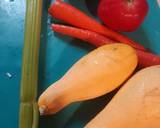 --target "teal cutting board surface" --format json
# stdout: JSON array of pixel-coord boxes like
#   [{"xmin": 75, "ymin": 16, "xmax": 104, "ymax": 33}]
[{"xmin": 0, "ymin": 0, "xmax": 160, "ymax": 128}]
